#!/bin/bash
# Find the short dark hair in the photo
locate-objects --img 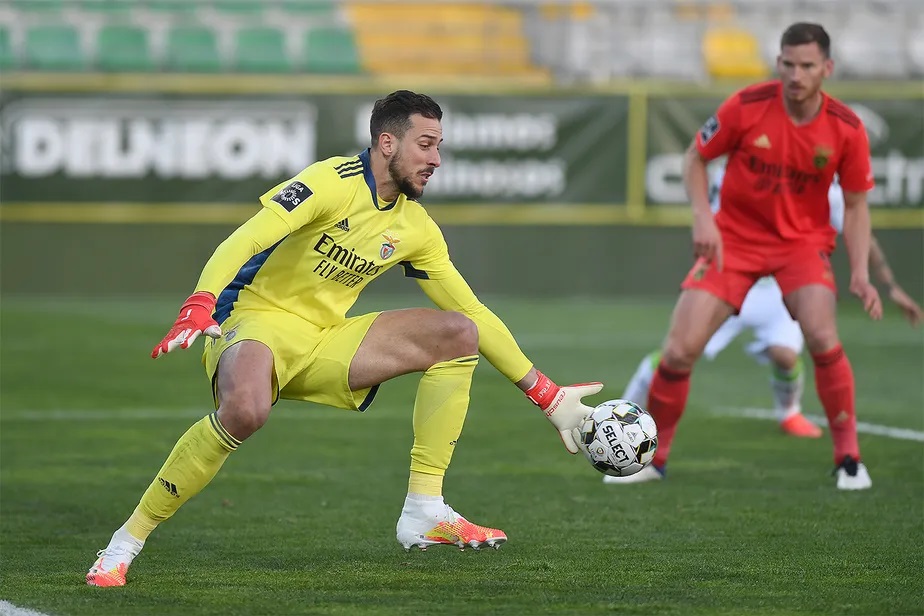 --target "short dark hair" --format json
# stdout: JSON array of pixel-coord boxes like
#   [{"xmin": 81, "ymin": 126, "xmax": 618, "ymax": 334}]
[
  {"xmin": 370, "ymin": 90, "xmax": 443, "ymax": 147},
  {"xmin": 781, "ymin": 22, "xmax": 831, "ymax": 58}
]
